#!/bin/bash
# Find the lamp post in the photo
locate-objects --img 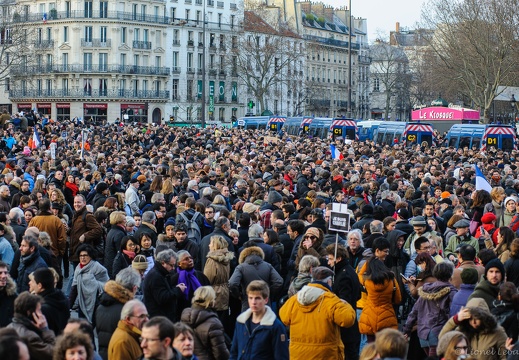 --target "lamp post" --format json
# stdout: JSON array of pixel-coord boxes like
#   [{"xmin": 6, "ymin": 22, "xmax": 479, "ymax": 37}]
[
  {"xmin": 511, "ymin": 94, "xmax": 517, "ymax": 125},
  {"xmin": 200, "ymin": 0, "xmax": 206, "ymax": 128},
  {"xmin": 347, "ymin": 0, "xmax": 352, "ymax": 118}
]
